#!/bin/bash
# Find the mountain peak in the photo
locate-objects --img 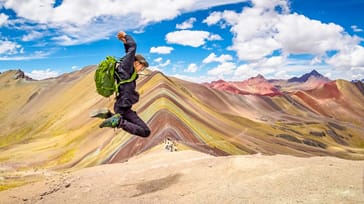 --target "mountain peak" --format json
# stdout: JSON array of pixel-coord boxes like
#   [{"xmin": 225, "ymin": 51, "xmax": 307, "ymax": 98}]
[
  {"xmin": 309, "ymin": 69, "xmax": 321, "ymax": 77},
  {"xmin": 254, "ymin": 74, "xmax": 265, "ymax": 79},
  {"xmin": 0, "ymin": 69, "xmax": 34, "ymax": 81},
  {"xmin": 13, "ymin": 69, "xmax": 34, "ymax": 80},
  {"xmin": 288, "ymin": 69, "xmax": 329, "ymax": 83}
]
